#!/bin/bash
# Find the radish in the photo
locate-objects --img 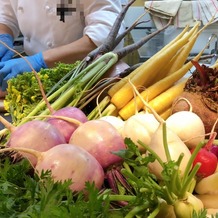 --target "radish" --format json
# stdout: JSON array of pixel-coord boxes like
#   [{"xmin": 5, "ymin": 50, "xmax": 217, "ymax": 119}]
[
  {"xmin": 69, "ymin": 119, "xmax": 126, "ymax": 169},
  {"xmin": 46, "ymin": 107, "xmax": 88, "ymax": 143},
  {"xmin": 0, "ymin": 144, "xmax": 105, "ymax": 192},
  {"xmin": 0, "ymin": 116, "xmax": 66, "ymax": 166},
  {"xmin": 190, "ymin": 131, "xmax": 218, "ymax": 178},
  {"xmin": 190, "ymin": 147, "xmax": 217, "ymax": 178},
  {"xmin": 166, "ymin": 110, "xmax": 205, "ymax": 149},
  {"xmin": 122, "ymin": 112, "xmax": 159, "ymax": 151}
]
